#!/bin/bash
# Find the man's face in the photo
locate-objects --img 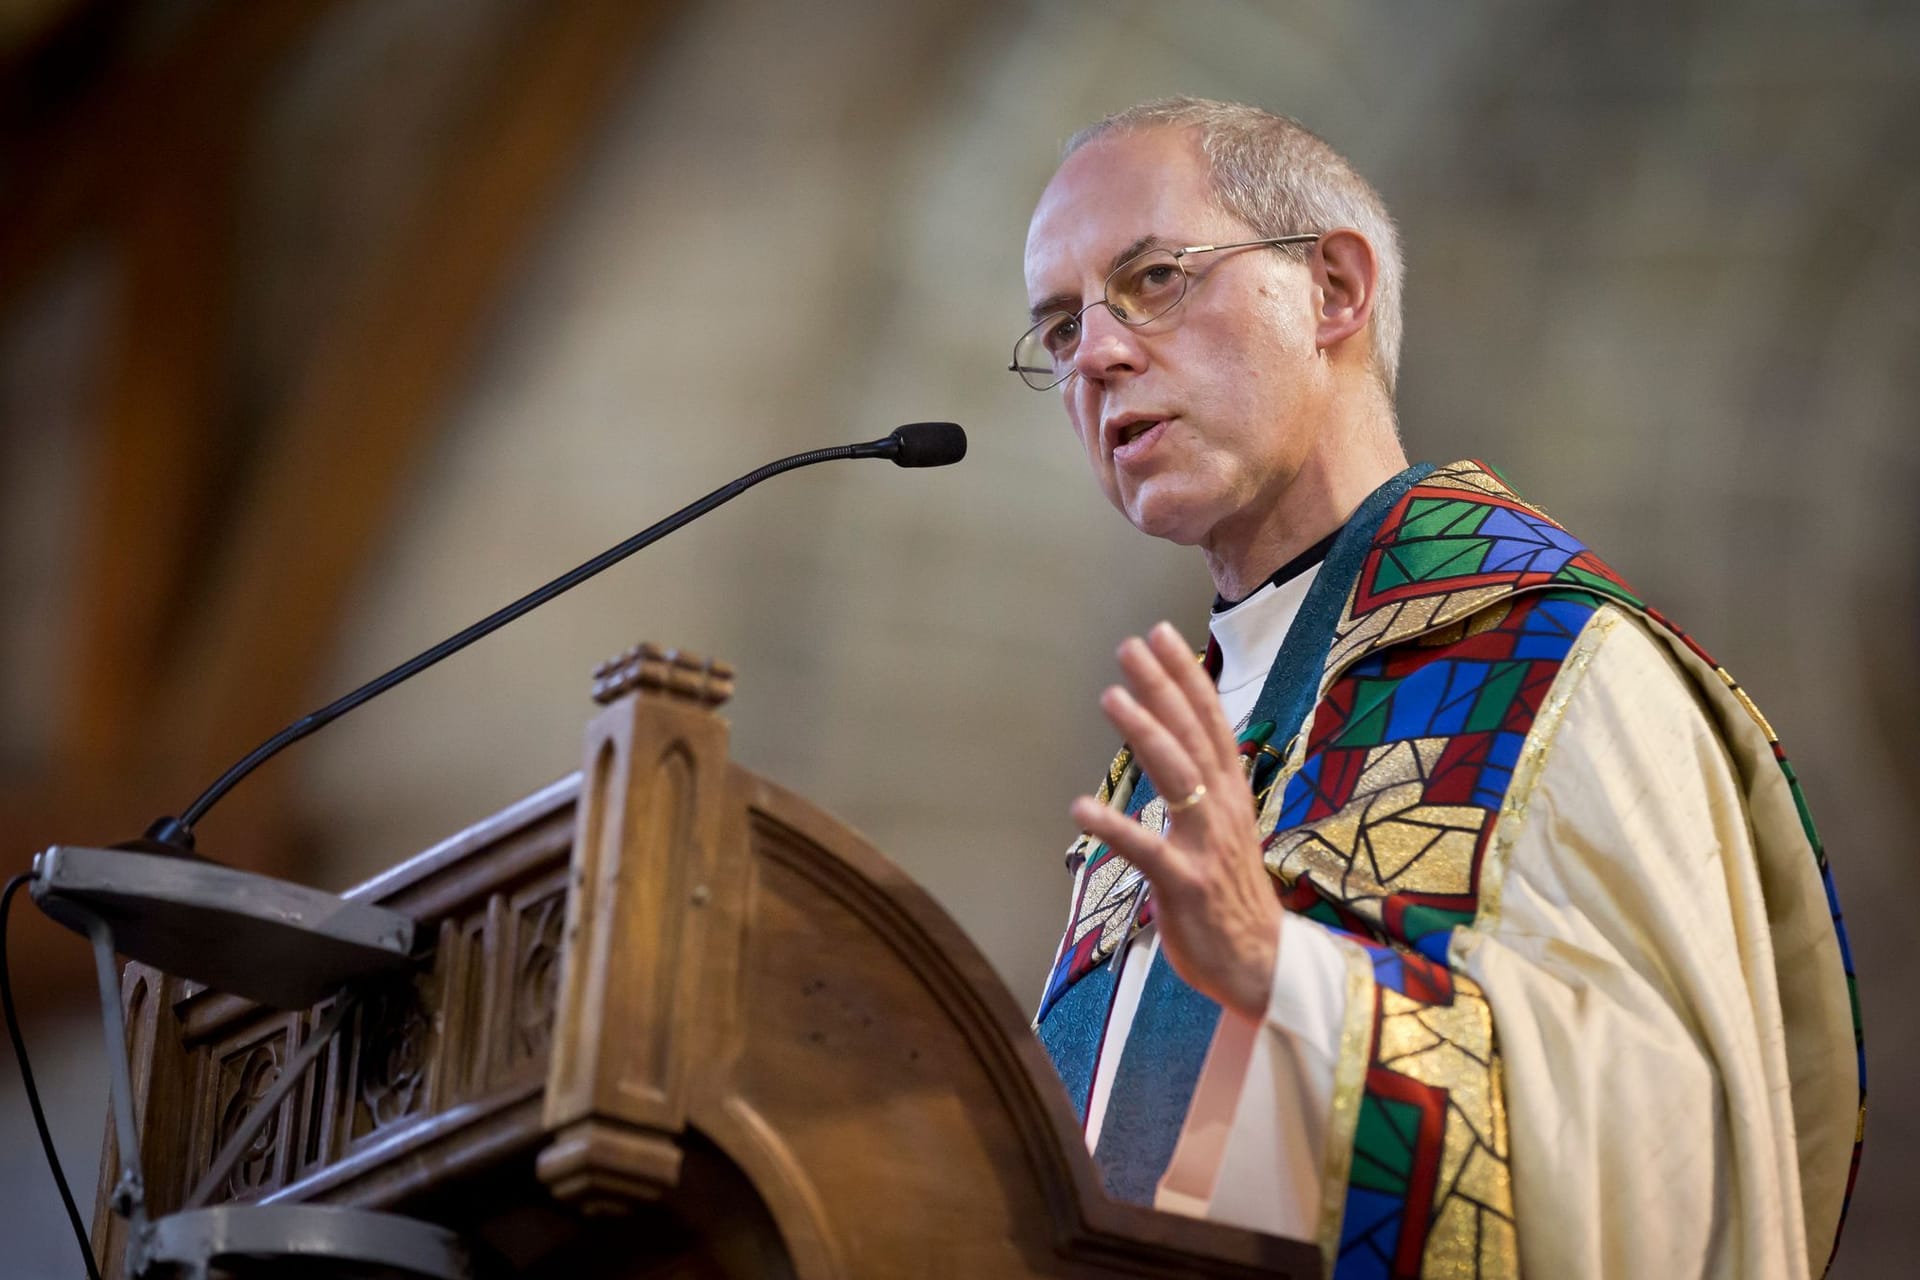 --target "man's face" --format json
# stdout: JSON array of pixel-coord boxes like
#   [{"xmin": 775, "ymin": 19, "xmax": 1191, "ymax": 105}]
[{"xmin": 1023, "ymin": 128, "xmax": 1322, "ymax": 549}]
